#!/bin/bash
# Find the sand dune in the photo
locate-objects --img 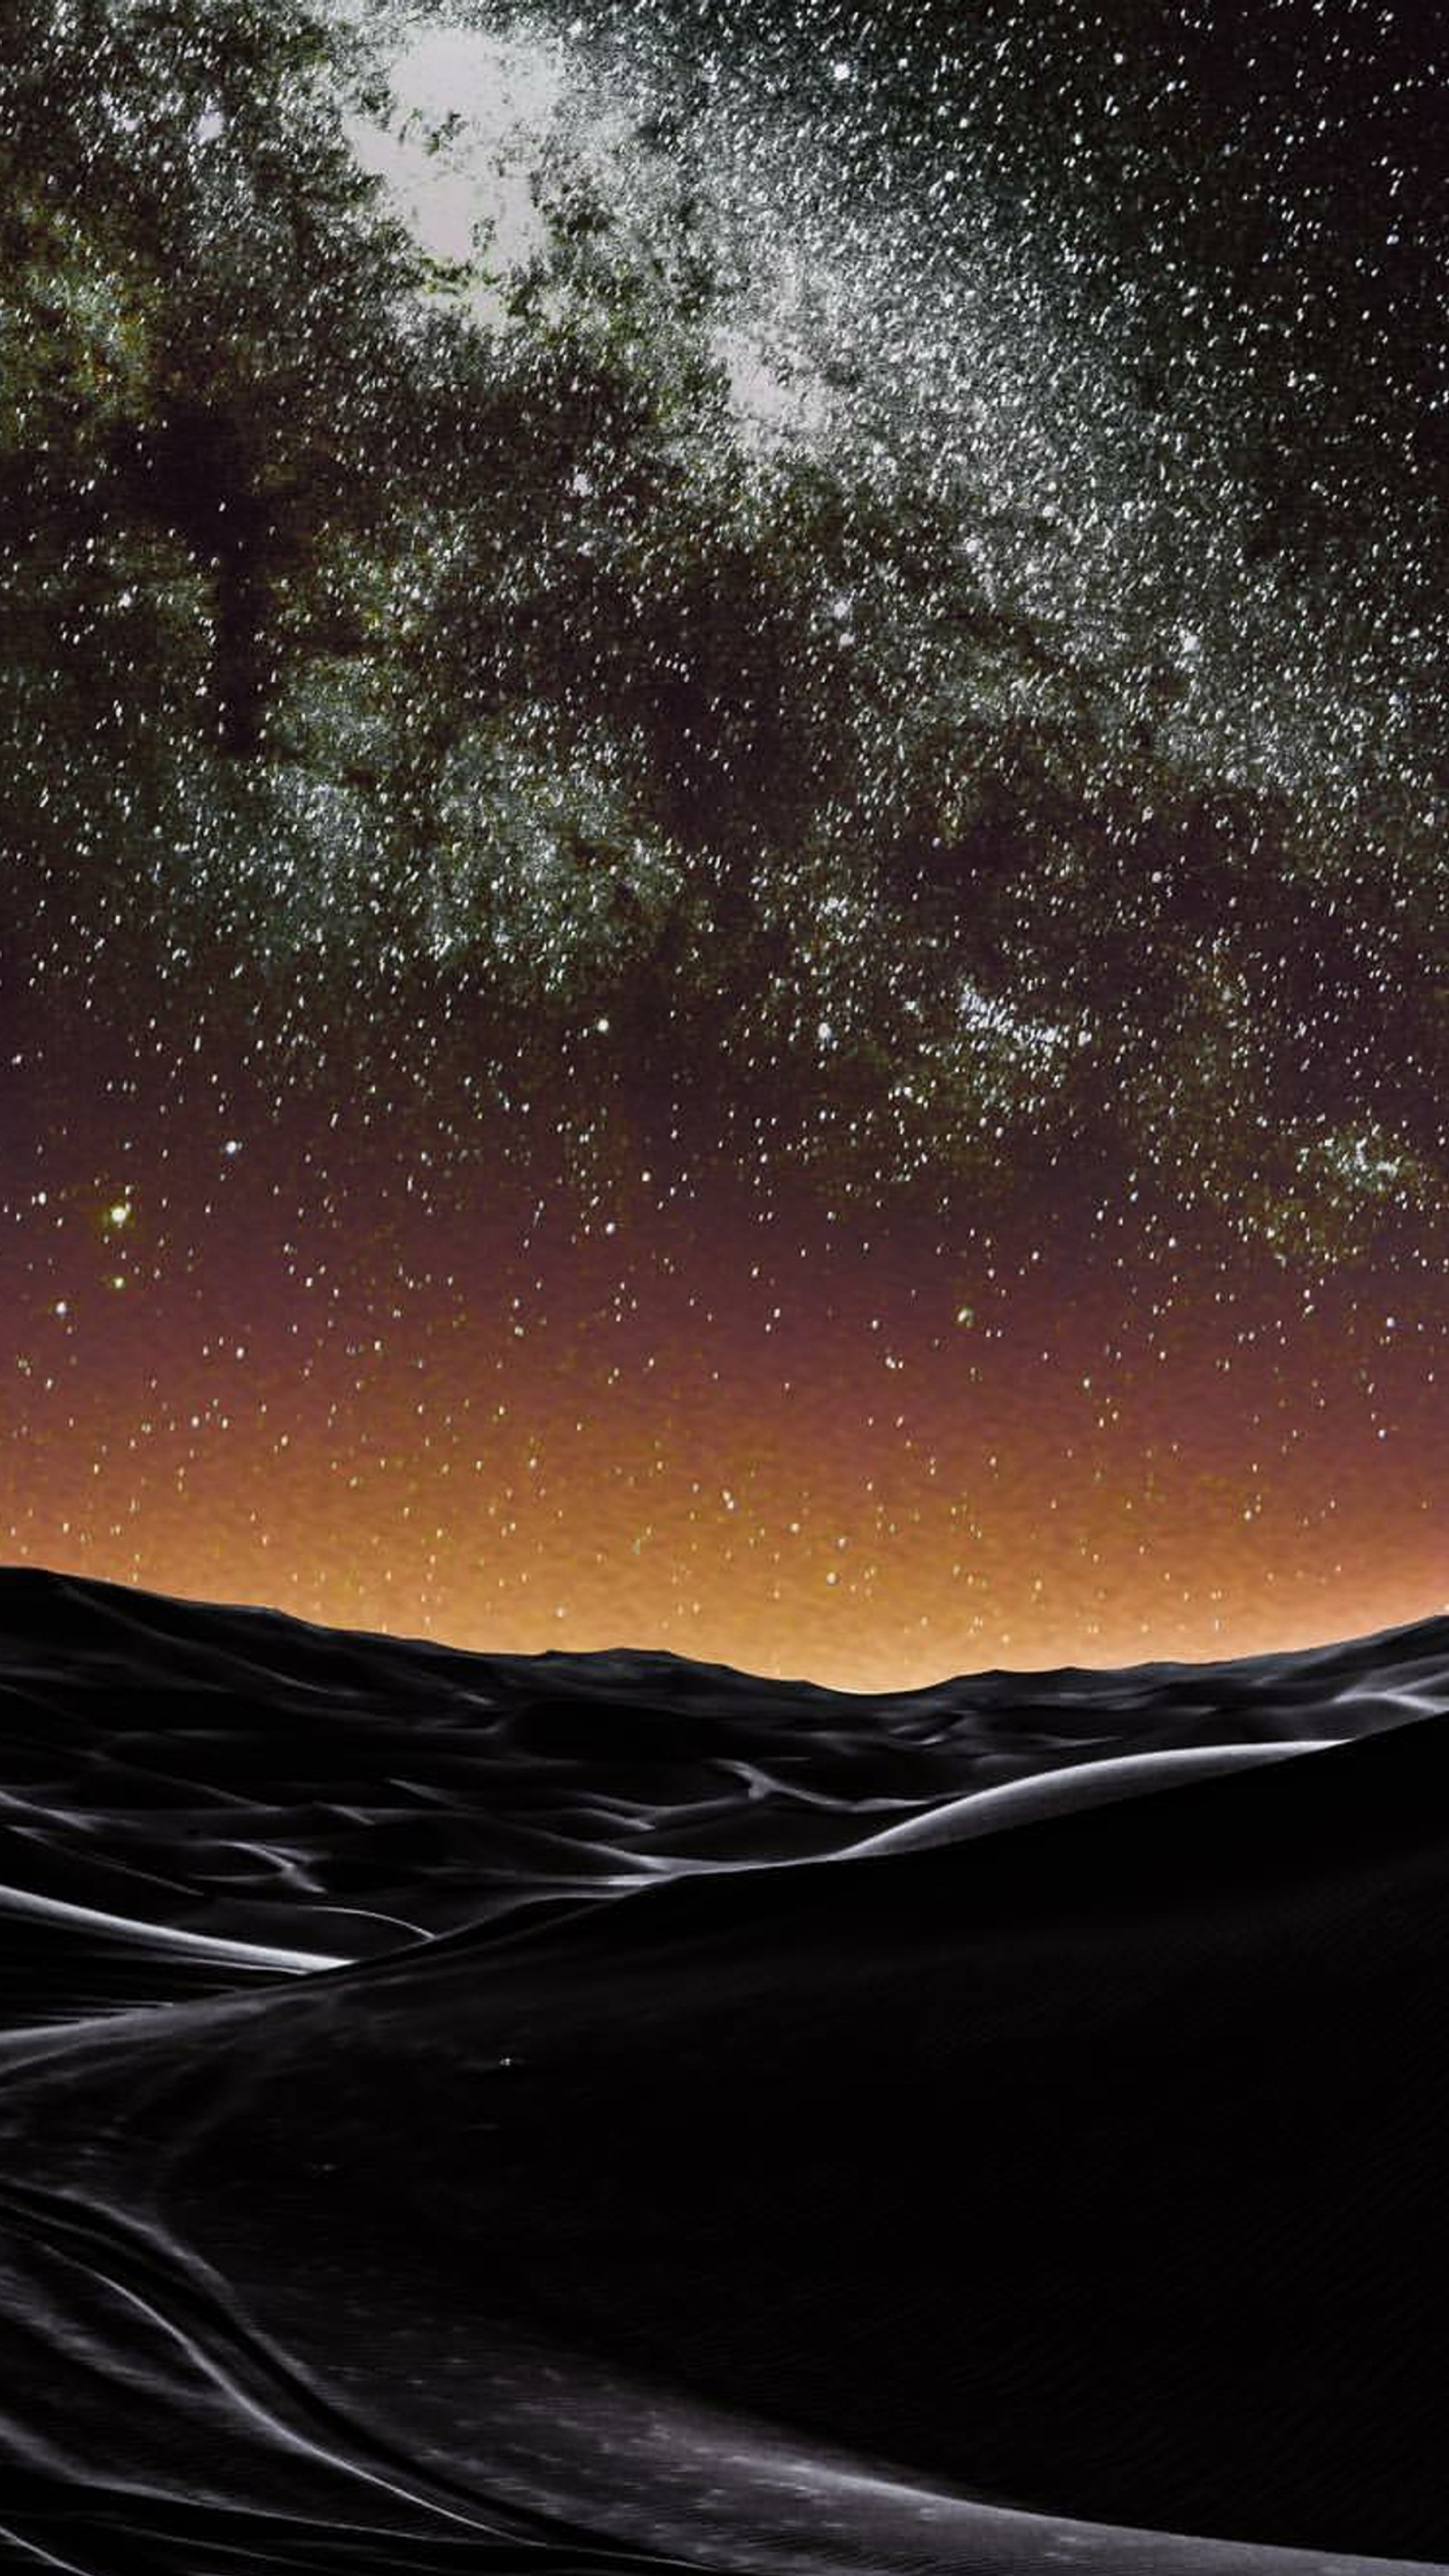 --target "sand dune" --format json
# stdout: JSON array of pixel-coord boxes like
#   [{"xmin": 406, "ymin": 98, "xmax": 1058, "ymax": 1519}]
[{"xmin": 0, "ymin": 1568, "xmax": 1445, "ymax": 2572}]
